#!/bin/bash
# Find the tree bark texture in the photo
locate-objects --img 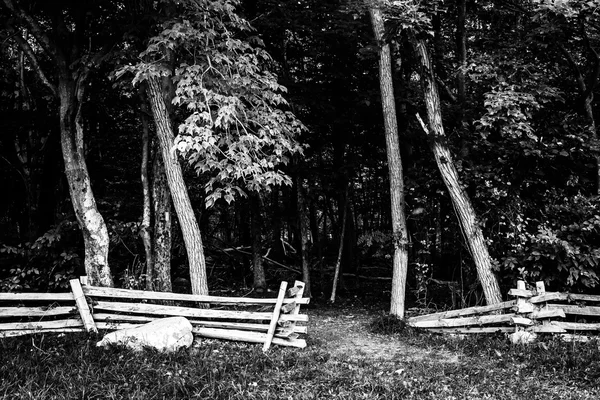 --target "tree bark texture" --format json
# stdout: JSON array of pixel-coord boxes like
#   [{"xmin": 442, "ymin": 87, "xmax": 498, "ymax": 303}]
[
  {"xmin": 139, "ymin": 88, "xmax": 154, "ymax": 290},
  {"xmin": 414, "ymin": 38, "xmax": 502, "ymax": 305},
  {"xmin": 370, "ymin": 7, "xmax": 410, "ymax": 318},
  {"xmin": 3, "ymin": 0, "xmax": 113, "ymax": 286},
  {"xmin": 146, "ymin": 76, "xmax": 208, "ymax": 296},
  {"xmin": 59, "ymin": 74, "xmax": 113, "ymax": 287}
]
